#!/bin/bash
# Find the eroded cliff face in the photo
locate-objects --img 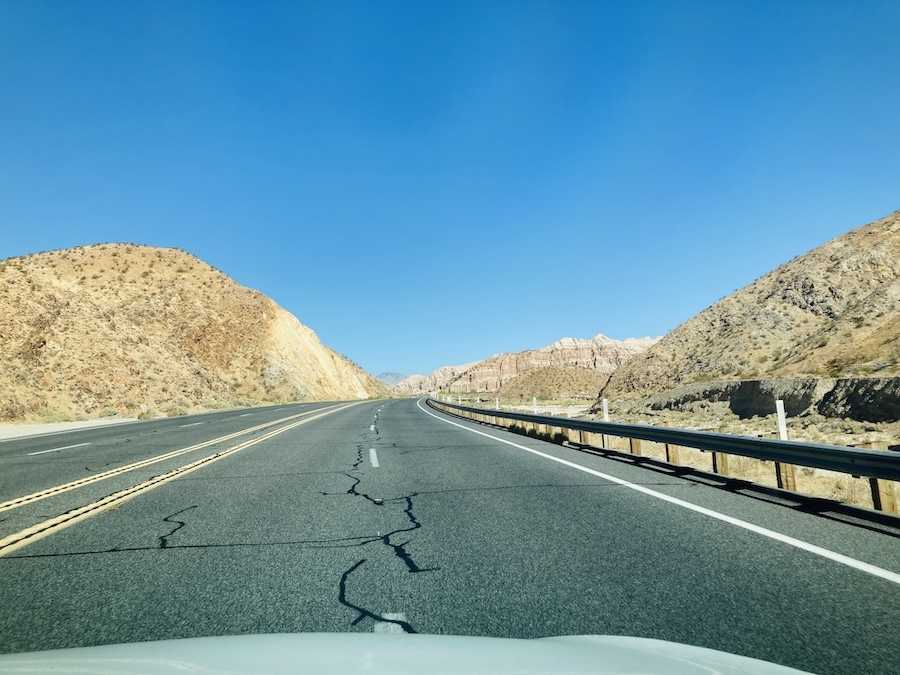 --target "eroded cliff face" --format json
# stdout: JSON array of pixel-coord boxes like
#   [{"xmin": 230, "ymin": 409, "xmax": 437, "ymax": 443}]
[
  {"xmin": 392, "ymin": 335, "xmax": 657, "ymax": 395},
  {"xmin": 602, "ymin": 211, "xmax": 900, "ymax": 401},
  {"xmin": 0, "ymin": 244, "xmax": 385, "ymax": 421},
  {"xmin": 391, "ymin": 362, "xmax": 480, "ymax": 395}
]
